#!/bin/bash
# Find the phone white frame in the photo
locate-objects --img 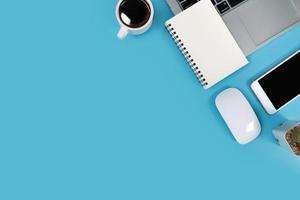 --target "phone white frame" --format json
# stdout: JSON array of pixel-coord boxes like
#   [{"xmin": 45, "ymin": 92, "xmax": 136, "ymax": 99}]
[{"xmin": 251, "ymin": 49, "xmax": 300, "ymax": 115}]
